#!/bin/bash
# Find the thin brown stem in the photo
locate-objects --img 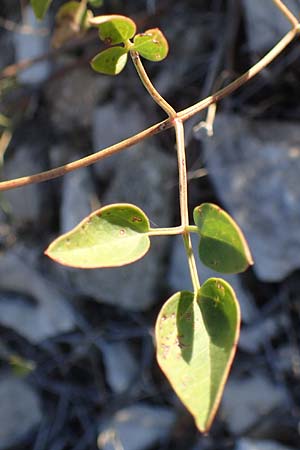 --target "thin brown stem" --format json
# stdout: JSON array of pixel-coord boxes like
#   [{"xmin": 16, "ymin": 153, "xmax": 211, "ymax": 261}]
[
  {"xmin": 0, "ymin": 26, "xmax": 297, "ymax": 191},
  {"xmin": 182, "ymin": 232, "xmax": 200, "ymax": 292},
  {"xmin": 130, "ymin": 50, "xmax": 176, "ymax": 118},
  {"xmin": 272, "ymin": 0, "xmax": 299, "ymax": 28},
  {"xmin": 174, "ymin": 118, "xmax": 200, "ymax": 290},
  {"xmin": 178, "ymin": 27, "xmax": 298, "ymax": 121},
  {"xmin": 0, "ymin": 31, "xmax": 98, "ymax": 80},
  {"xmin": 173, "ymin": 119, "xmax": 188, "ymax": 228},
  {"xmin": 0, "ymin": 121, "xmax": 165, "ymax": 191}
]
